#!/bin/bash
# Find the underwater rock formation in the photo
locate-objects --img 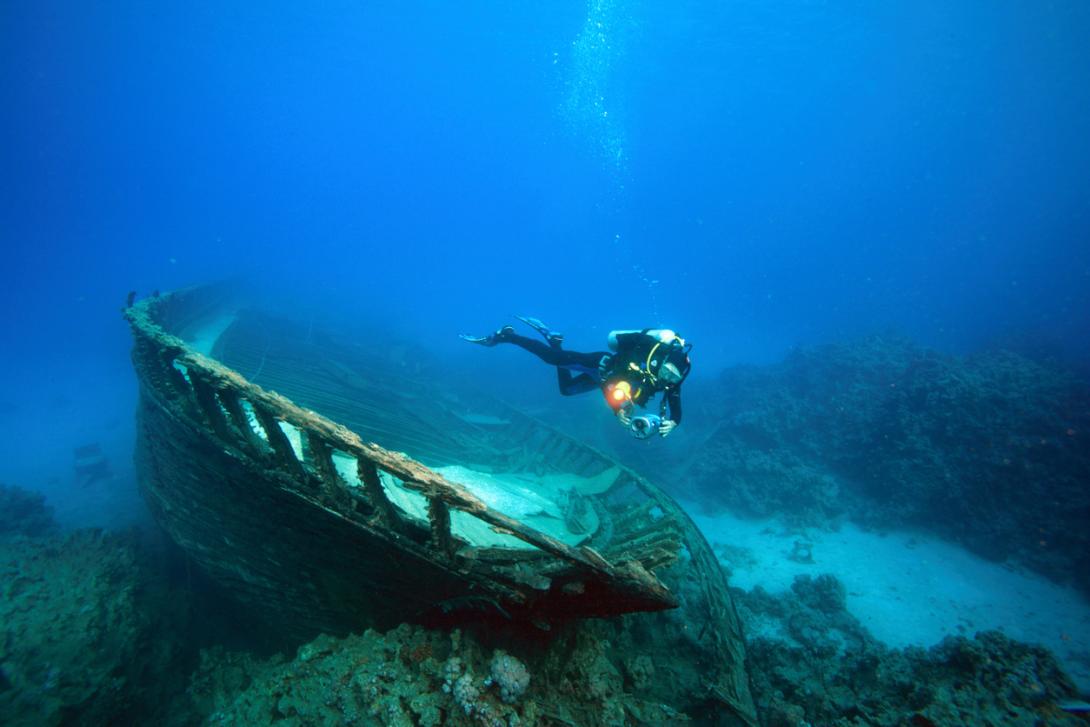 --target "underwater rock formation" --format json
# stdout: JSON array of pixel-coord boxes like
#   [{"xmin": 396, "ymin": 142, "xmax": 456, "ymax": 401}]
[
  {"xmin": 0, "ymin": 491, "xmax": 191, "ymax": 727},
  {"xmin": 735, "ymin": 574, "xmax": 1083, "ymax": 727},
  {"xmin": 0, "ymin": 483, "xmax": 56, "ymax": 537},
  {"xmin": 688, "ymin": 336, "xmax": 1090, "ymax": 593}
]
